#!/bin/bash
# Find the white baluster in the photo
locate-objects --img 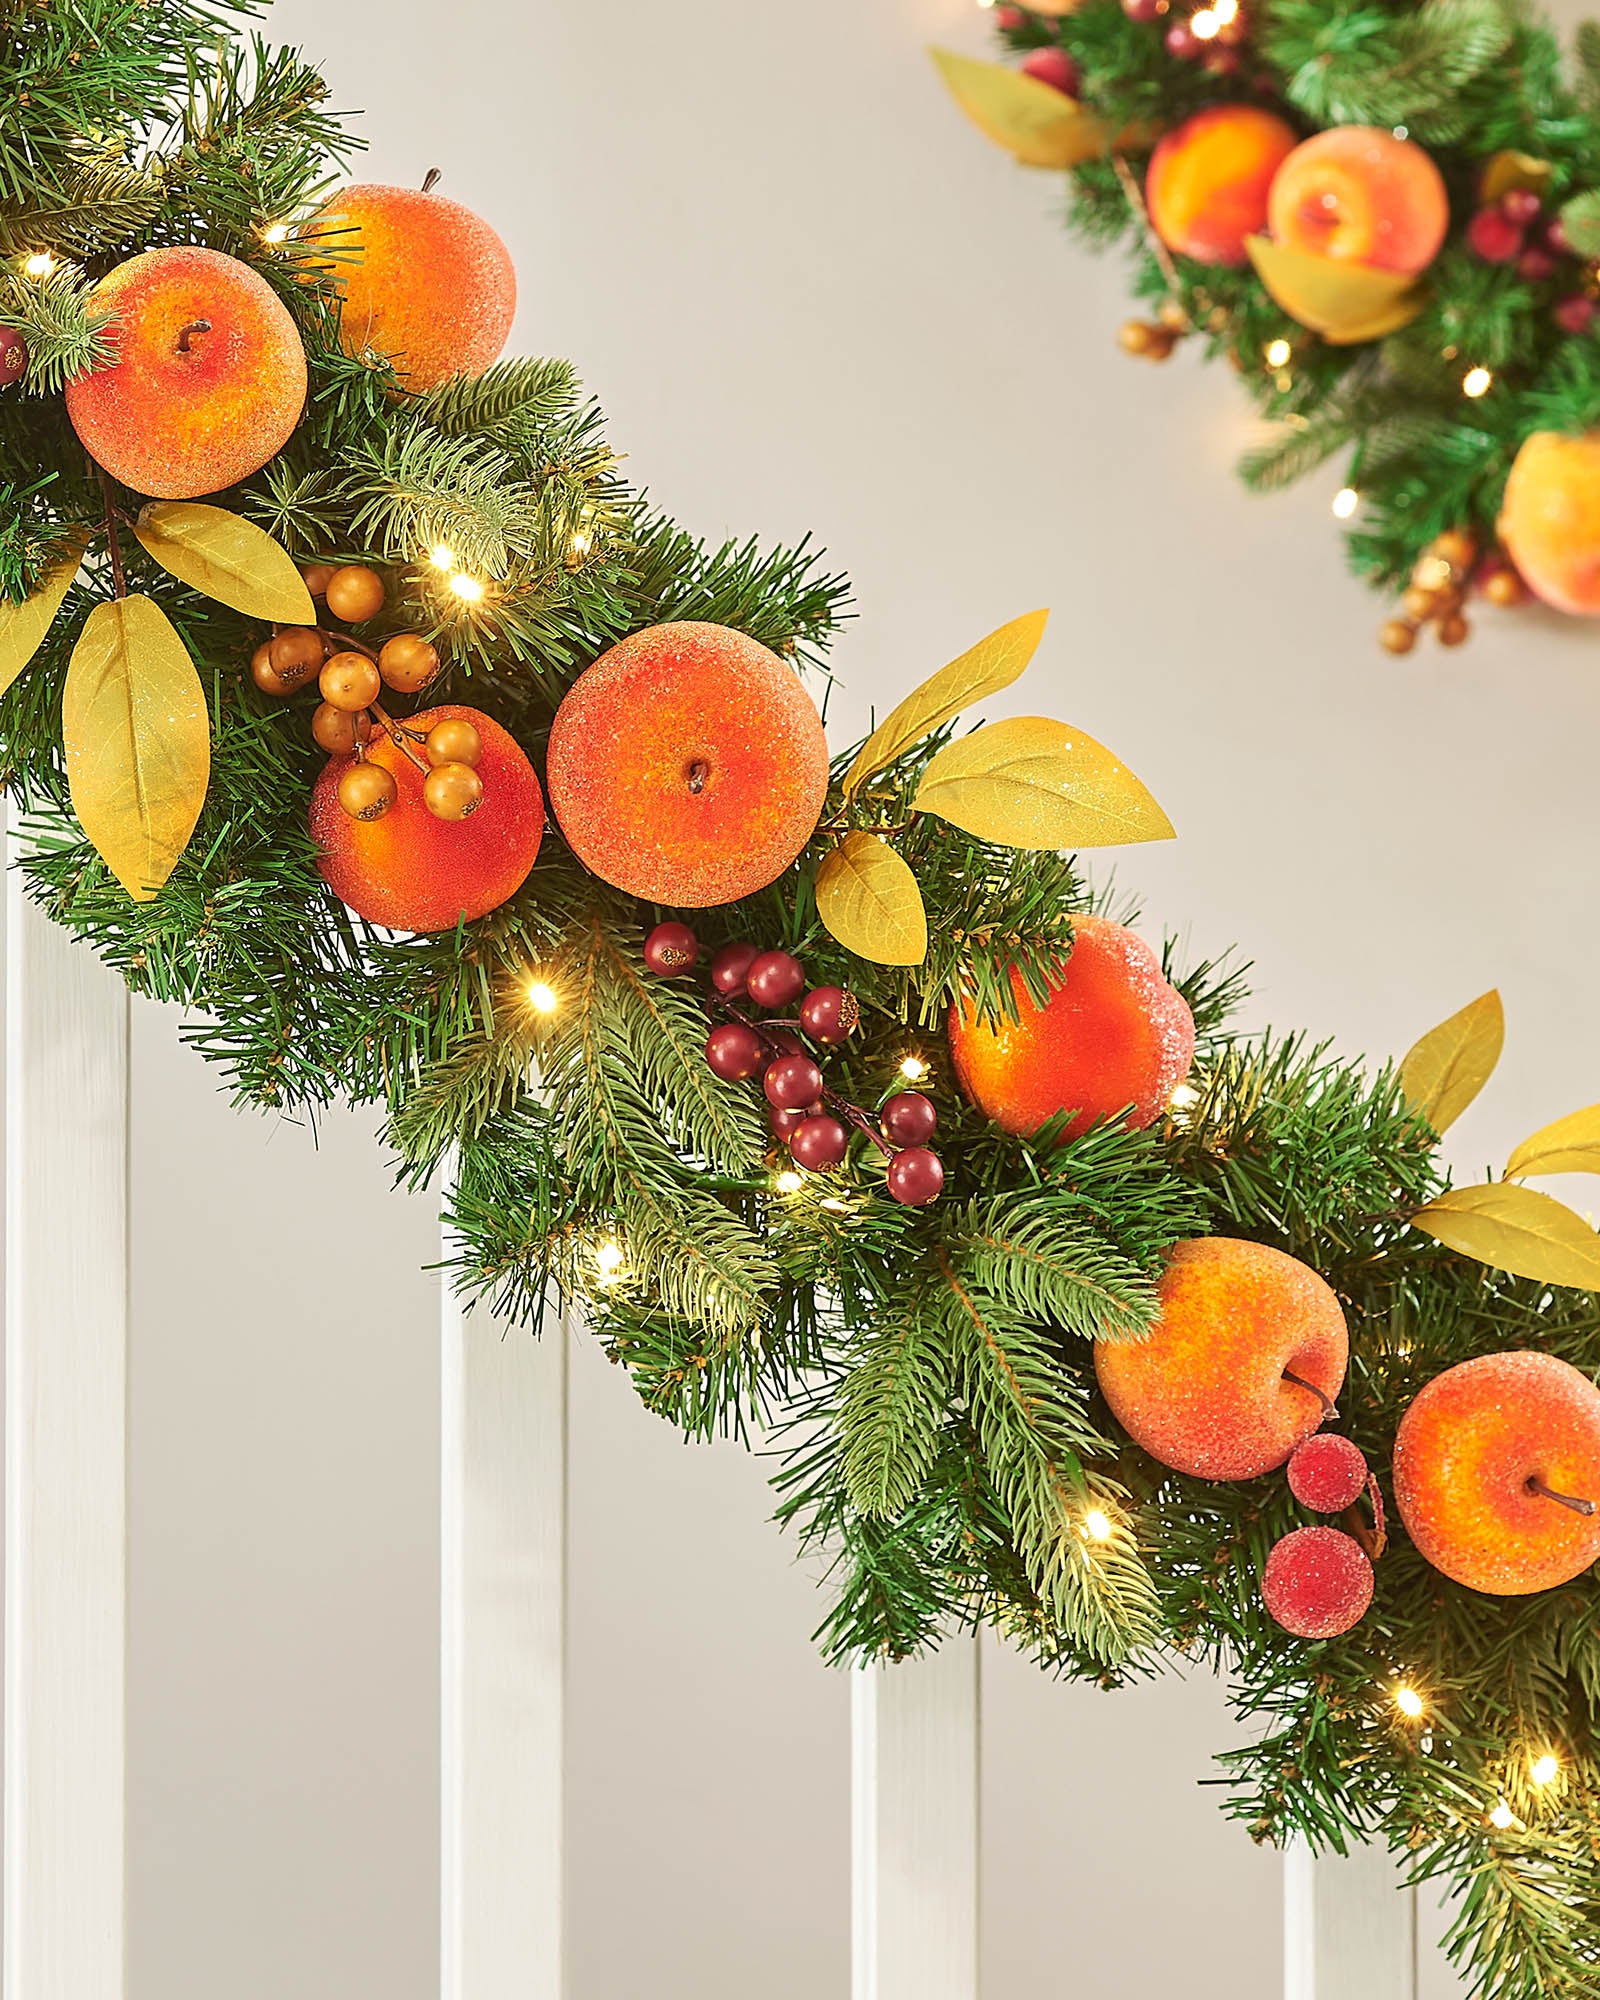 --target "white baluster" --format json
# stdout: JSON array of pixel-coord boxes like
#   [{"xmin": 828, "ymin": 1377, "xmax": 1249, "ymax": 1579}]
[{"xmin": 1286, "ymin": 1840, "xmax": 1417, "ymax": 2000}]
